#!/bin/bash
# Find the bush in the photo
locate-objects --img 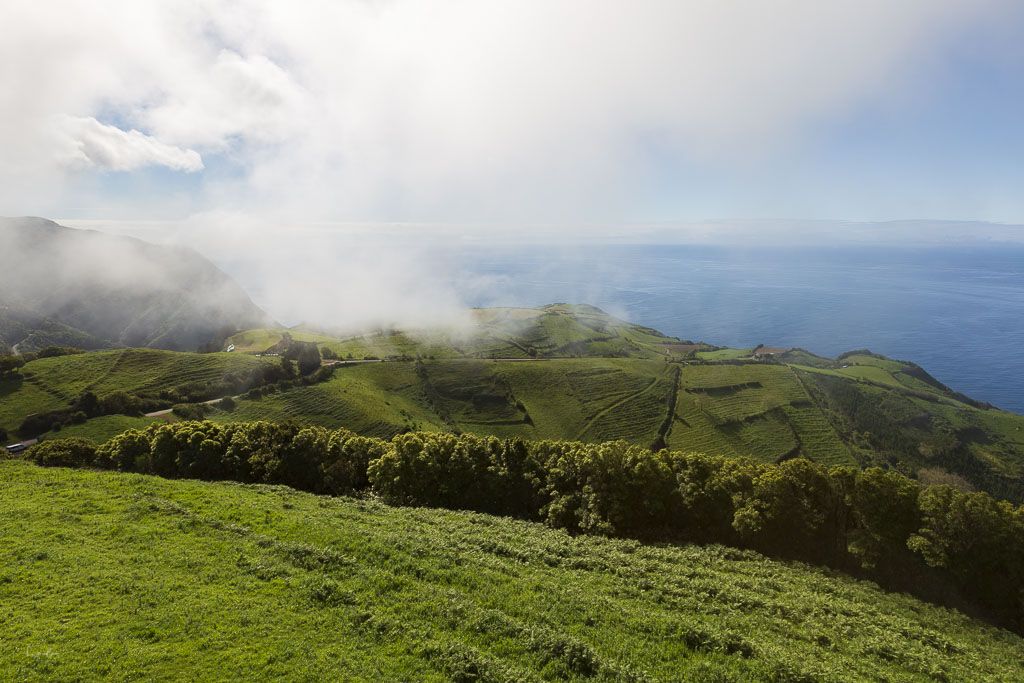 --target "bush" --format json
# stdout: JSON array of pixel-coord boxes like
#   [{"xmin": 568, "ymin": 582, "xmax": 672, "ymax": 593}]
[
  {"xmin": 732, "ymin": 458, "xmax": 845, "ymax": 563},
  {"xmin": 537, "ymin": 440, "xmax": 679, "ymax": 536},
  {"xmin": 95, "ymin": 429, "xmax": 152, "ymax": 471},
  {"xmin": 171, "ymin": 403, "xmax": 212, "ymax": 420},
  {"xmin": 369, "ymin": 433, "xmax": 541, "ymax": 516},
  {"xmin": 908, "ymin": 486, "xmax": 1024, "ymax": 629},
  {"xmin": 0, "ymin": 354, "xmax": 25, "ymax": 378},
  {"xmin": 29, "ymin": 438, "xmax": 98, "ymax": 468},
  {"xmin": 34, "ymin": 346, "xmax": 83, "ymax": 359},
  {"xmin": 847, "ymin": 467, "xmax": 920, "ymax": 572},
  {"xmin": 19, "ymin": 410, "xmax": 71, "ymax": 438},
  {"xmin": 99, "ymin": 390, "xmax": 149, "ymax": 416},
  {"xmin": 320, "ymin": 431, "xmax": 385, "ymax": 495}
]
